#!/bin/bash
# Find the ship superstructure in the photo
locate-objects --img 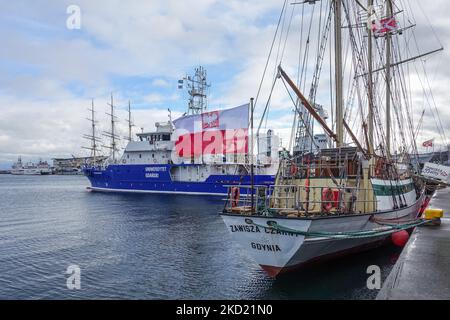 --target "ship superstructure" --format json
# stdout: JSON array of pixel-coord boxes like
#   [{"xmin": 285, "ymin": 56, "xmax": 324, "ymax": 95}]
[{"xmin": 11, "ymin": 157, "xmax": 51, "ymax": 175}]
